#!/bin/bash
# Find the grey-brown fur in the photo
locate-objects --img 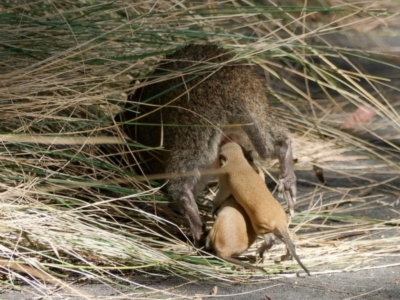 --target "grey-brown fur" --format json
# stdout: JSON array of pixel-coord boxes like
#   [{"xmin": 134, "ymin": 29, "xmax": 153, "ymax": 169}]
[
  {"xmin": 214, "ymin": 142, "xmax": 310, "ymax": 275},
  {"xmin": 118, "ymin": 44, "xmax": 296, "ymax": 246}
]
